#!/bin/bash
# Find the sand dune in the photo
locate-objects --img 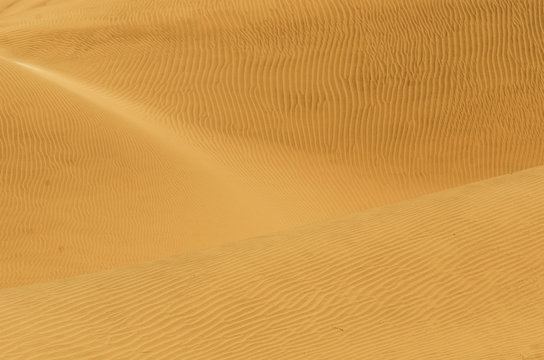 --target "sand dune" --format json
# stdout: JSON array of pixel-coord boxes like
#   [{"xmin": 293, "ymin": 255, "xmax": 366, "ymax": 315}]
[
  {"xmin": 1, "ymin": 0, "xmax": 544, "ymax": 287},
  {"xmin": 1, "ymin": 0, "xmax": 543, "ymax": 357},
  {"xmin": 1, "ymin": 167, "xmax": 543, "ymax": 359},
  {"xmin": 0, "ymin": 52, "xmax": 300, "ymax": 288}
]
